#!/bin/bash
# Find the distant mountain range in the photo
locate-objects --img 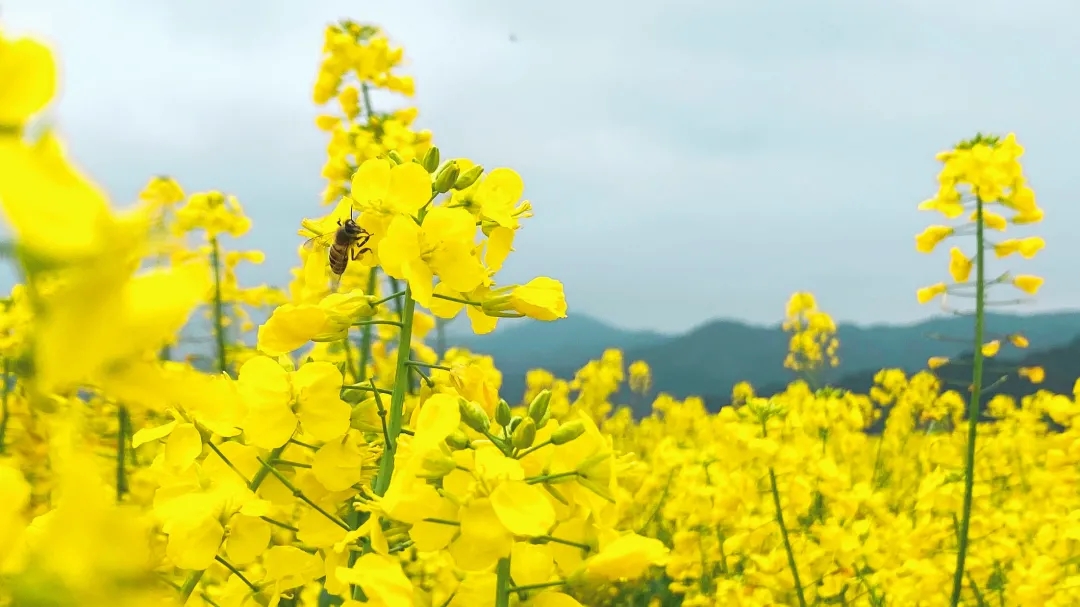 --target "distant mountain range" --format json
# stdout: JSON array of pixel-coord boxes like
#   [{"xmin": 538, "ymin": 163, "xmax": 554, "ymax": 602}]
[{"xmin": 449, "ymin": 311, "xmax": 1080, "ymax": 416}]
